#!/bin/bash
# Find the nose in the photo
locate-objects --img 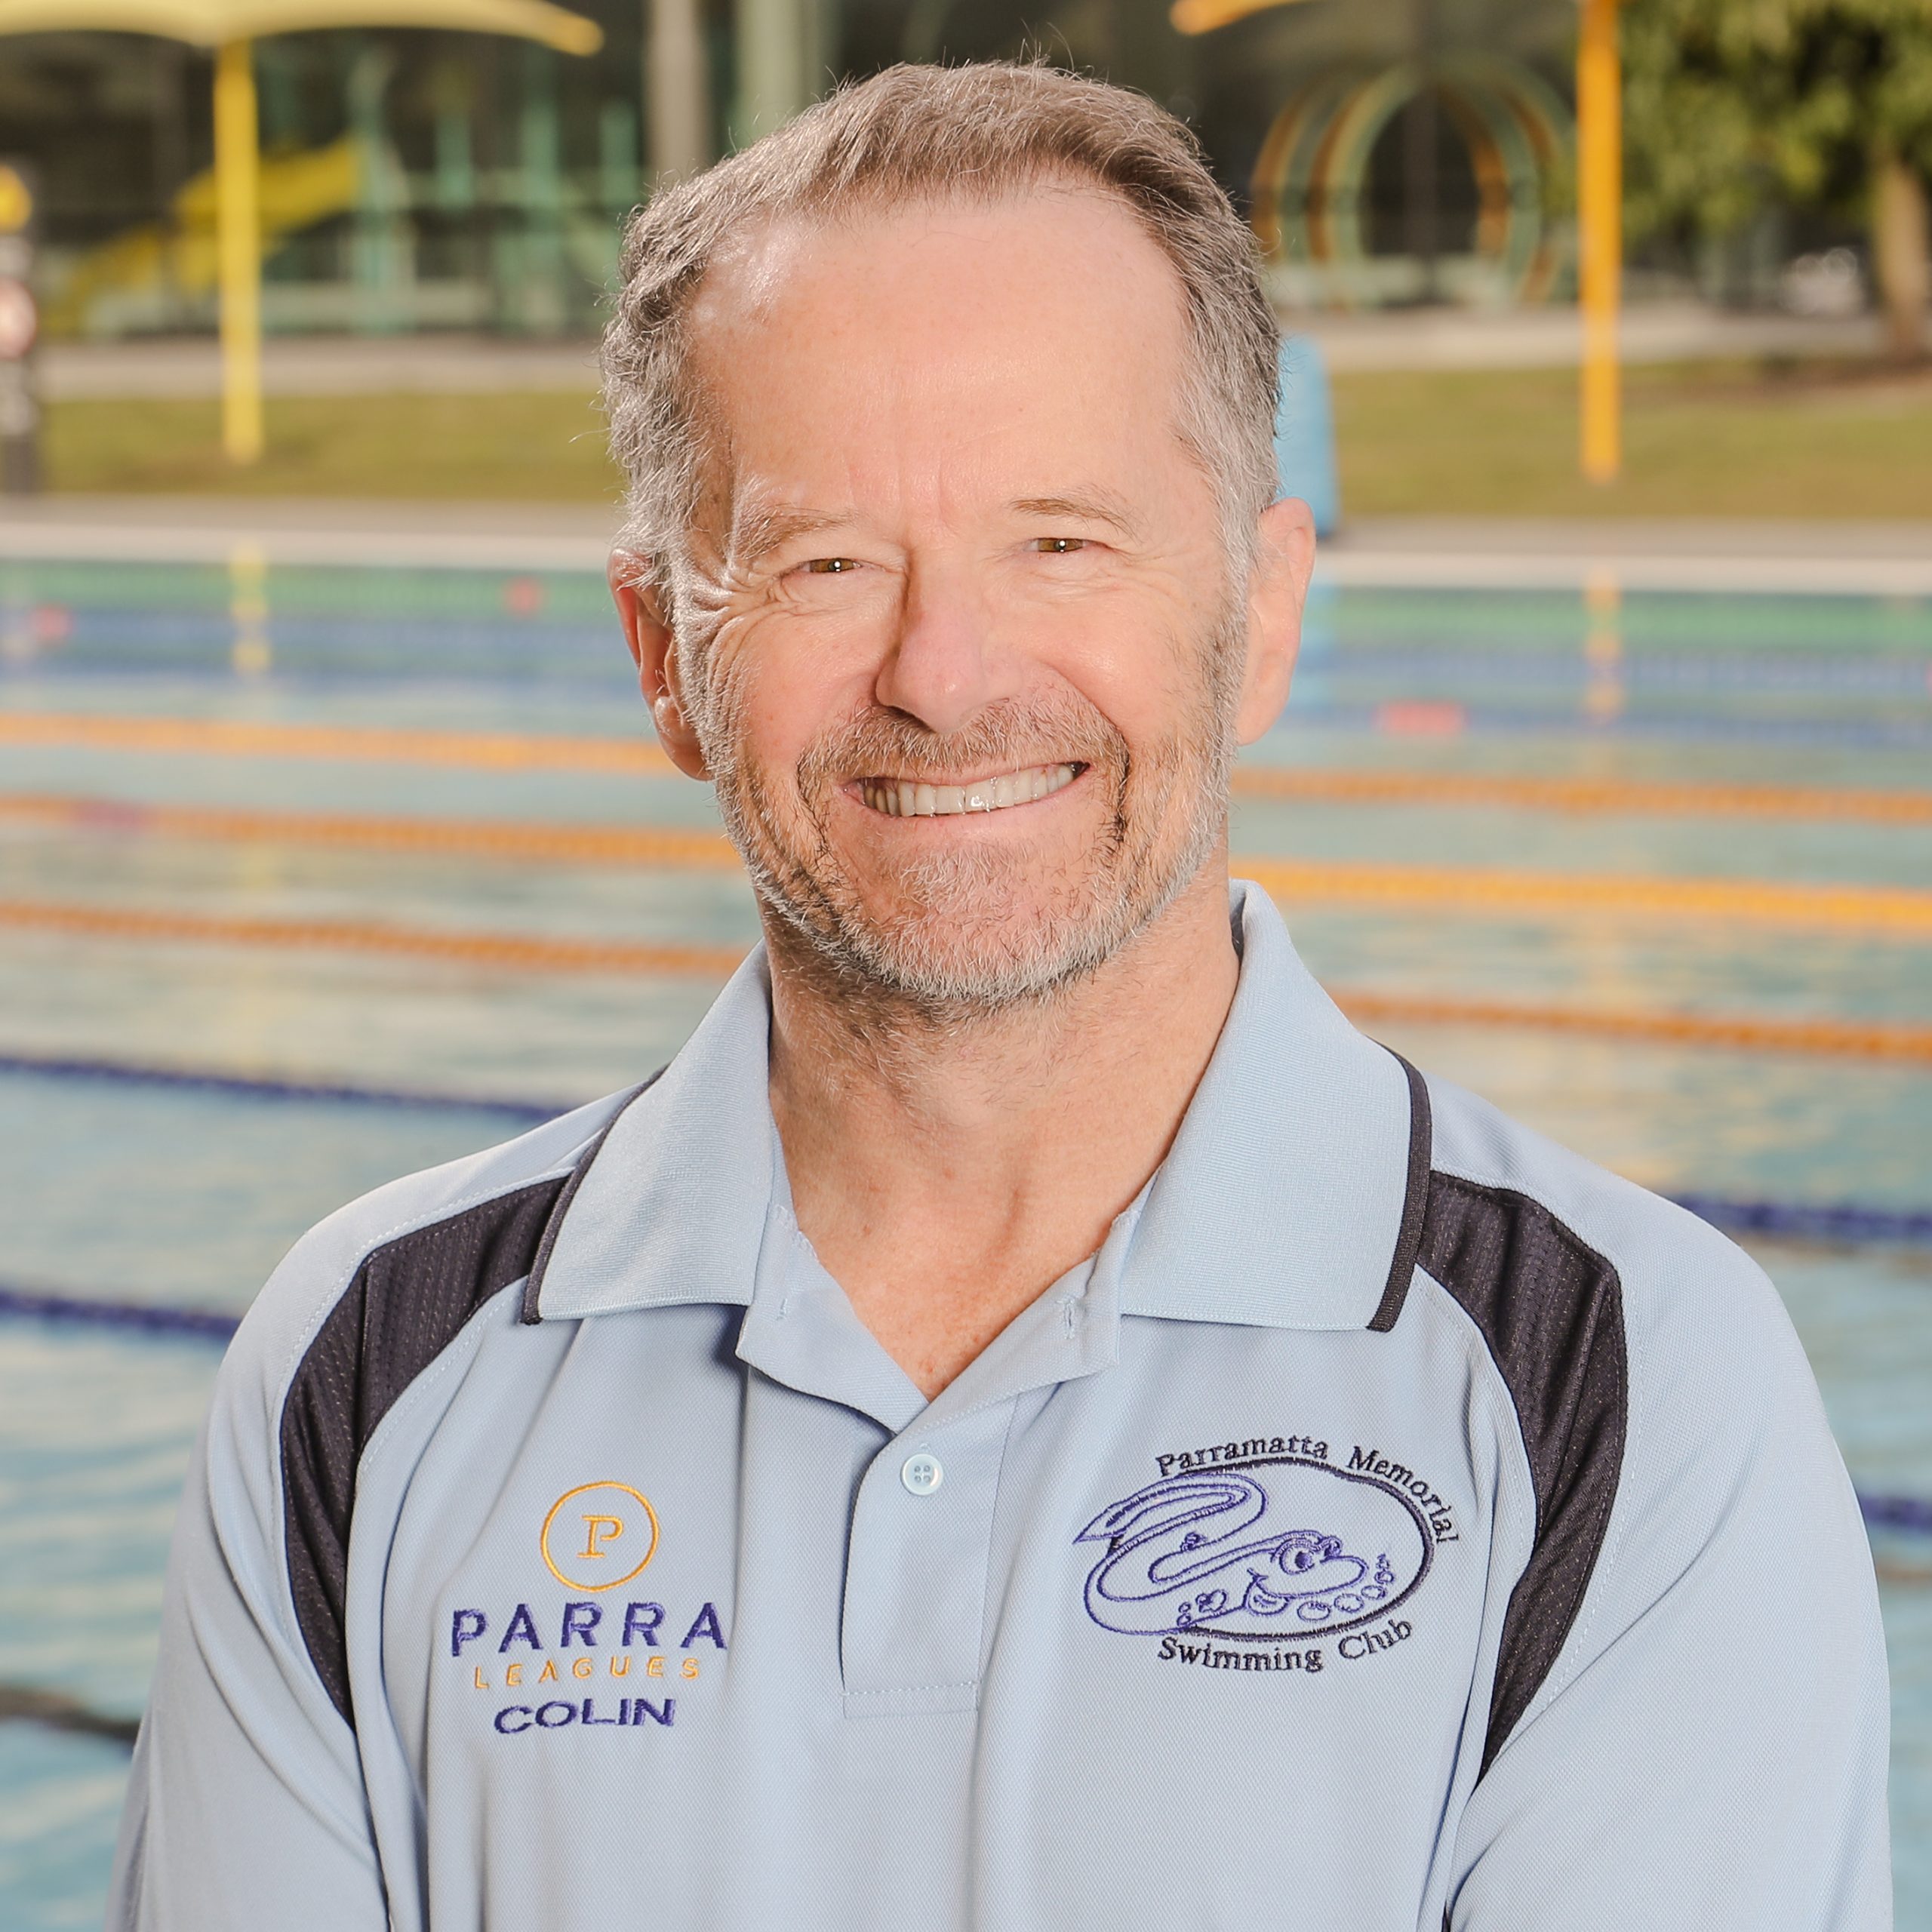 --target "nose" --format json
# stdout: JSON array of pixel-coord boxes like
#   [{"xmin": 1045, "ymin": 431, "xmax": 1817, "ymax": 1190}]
[{"xmin": 872, "ymin": 555, "xmax": 1024, "ymax": 736}]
